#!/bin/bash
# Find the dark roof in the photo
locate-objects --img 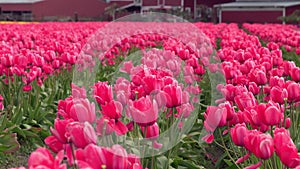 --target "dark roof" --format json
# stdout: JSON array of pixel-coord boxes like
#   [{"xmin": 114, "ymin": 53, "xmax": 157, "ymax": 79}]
[
  {"xmin": 214, "ymin": 1, "xmax": 300, "ymax": 8},
  {"xmin": 0, "ymin": 0, "xmax": 44, "ymax": 4}
]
